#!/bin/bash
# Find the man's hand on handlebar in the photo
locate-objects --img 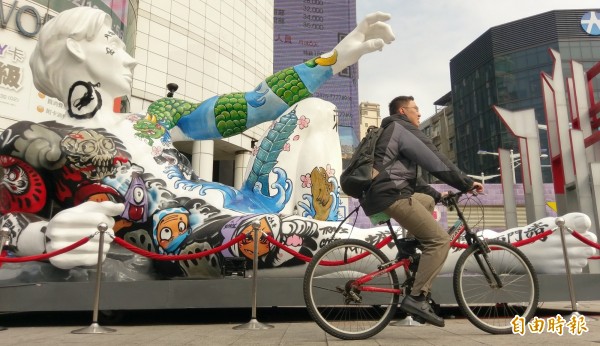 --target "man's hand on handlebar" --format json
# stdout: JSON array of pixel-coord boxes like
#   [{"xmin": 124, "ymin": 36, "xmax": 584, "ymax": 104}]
[{"xmin": 471, "ymin": 182, "xmax": 484, "ymax": 194}]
